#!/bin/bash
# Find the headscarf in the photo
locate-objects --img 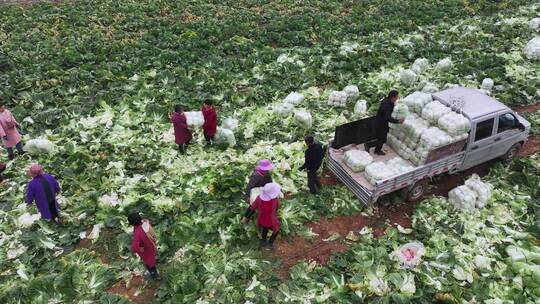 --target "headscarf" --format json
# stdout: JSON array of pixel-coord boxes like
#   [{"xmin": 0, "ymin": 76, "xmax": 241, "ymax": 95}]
[{"xmin": 28, "ymin": 164, "xmax": 44, "ymax": 177}]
